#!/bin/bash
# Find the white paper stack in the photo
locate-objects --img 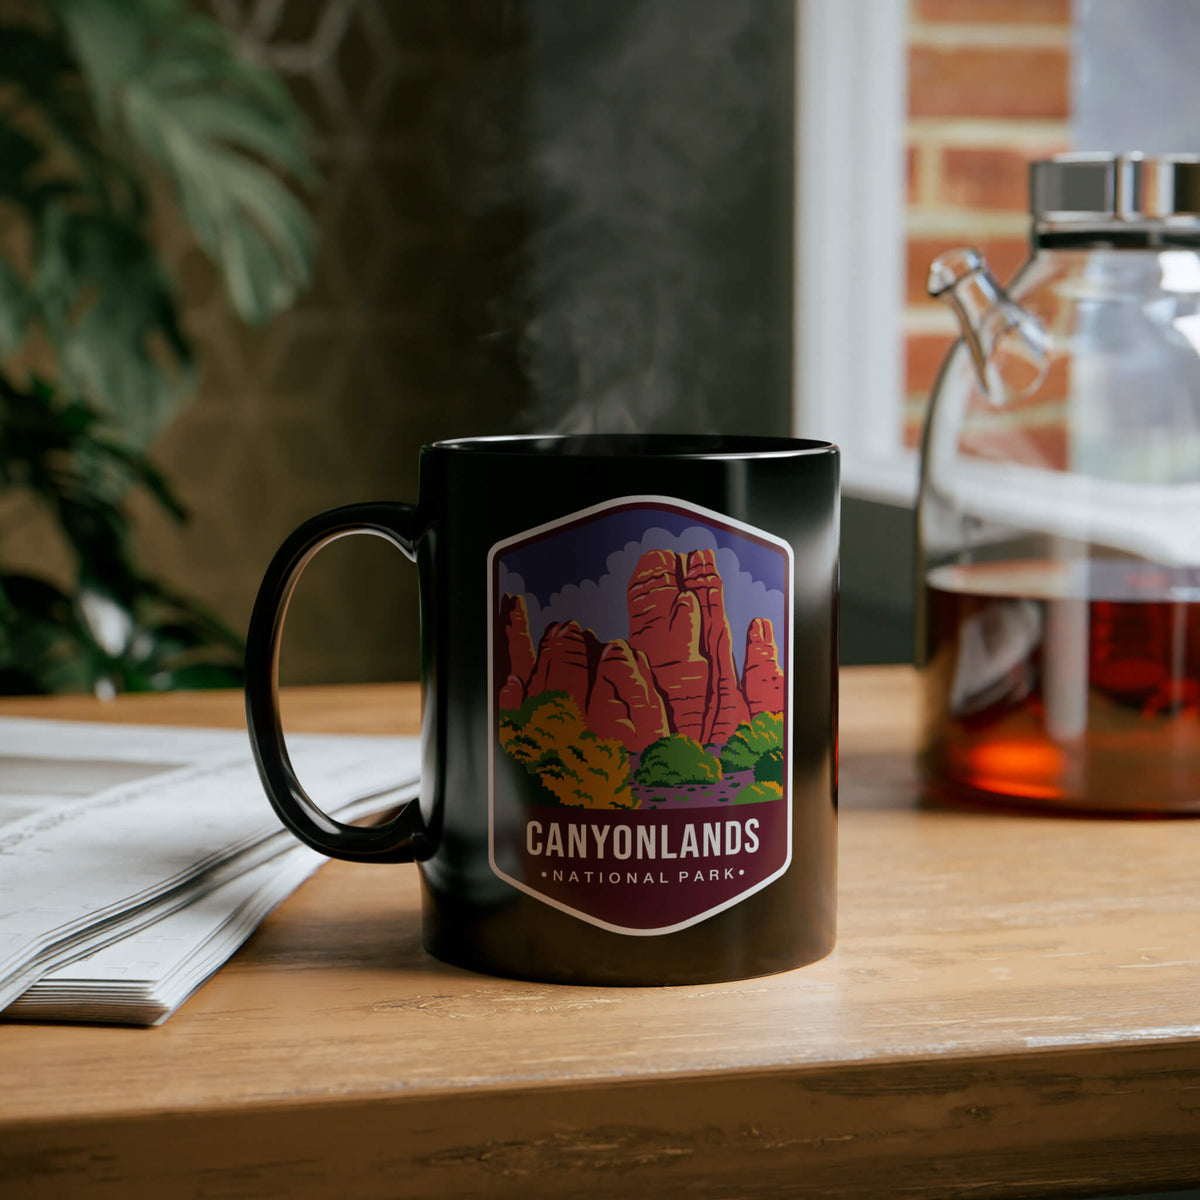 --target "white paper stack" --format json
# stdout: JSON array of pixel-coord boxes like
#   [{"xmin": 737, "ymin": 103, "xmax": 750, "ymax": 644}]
[{"xmin": 0, "ymin": 718, "xmax": 420, "ymax": 1026}]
